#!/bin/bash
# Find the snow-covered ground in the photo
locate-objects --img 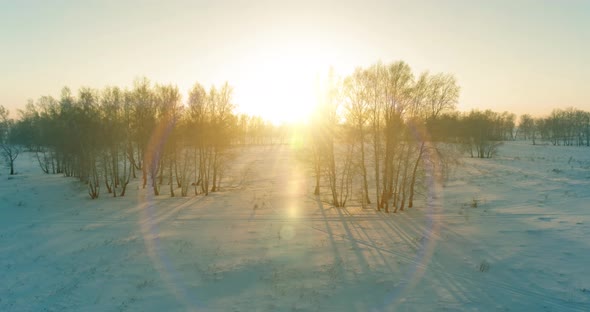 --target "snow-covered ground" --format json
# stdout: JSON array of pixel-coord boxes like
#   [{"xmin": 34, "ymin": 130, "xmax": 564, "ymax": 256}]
[{"xmin": 1, "ymin": 142, "xmax": 589, "ymax": 311}]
